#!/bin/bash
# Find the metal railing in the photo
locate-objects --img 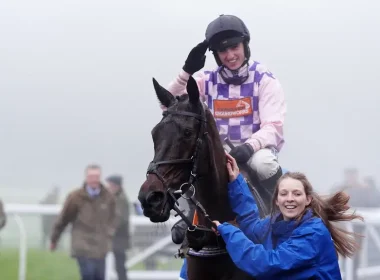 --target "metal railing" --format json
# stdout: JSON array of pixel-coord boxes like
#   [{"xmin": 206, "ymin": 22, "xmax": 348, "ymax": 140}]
[
  {"xmin": 4, "ymin": 203, "xmax": 380, "ymax": 280},
  {"xmin": 4, "ymin": 203, "xmax": 180, "ymax": 280}
]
